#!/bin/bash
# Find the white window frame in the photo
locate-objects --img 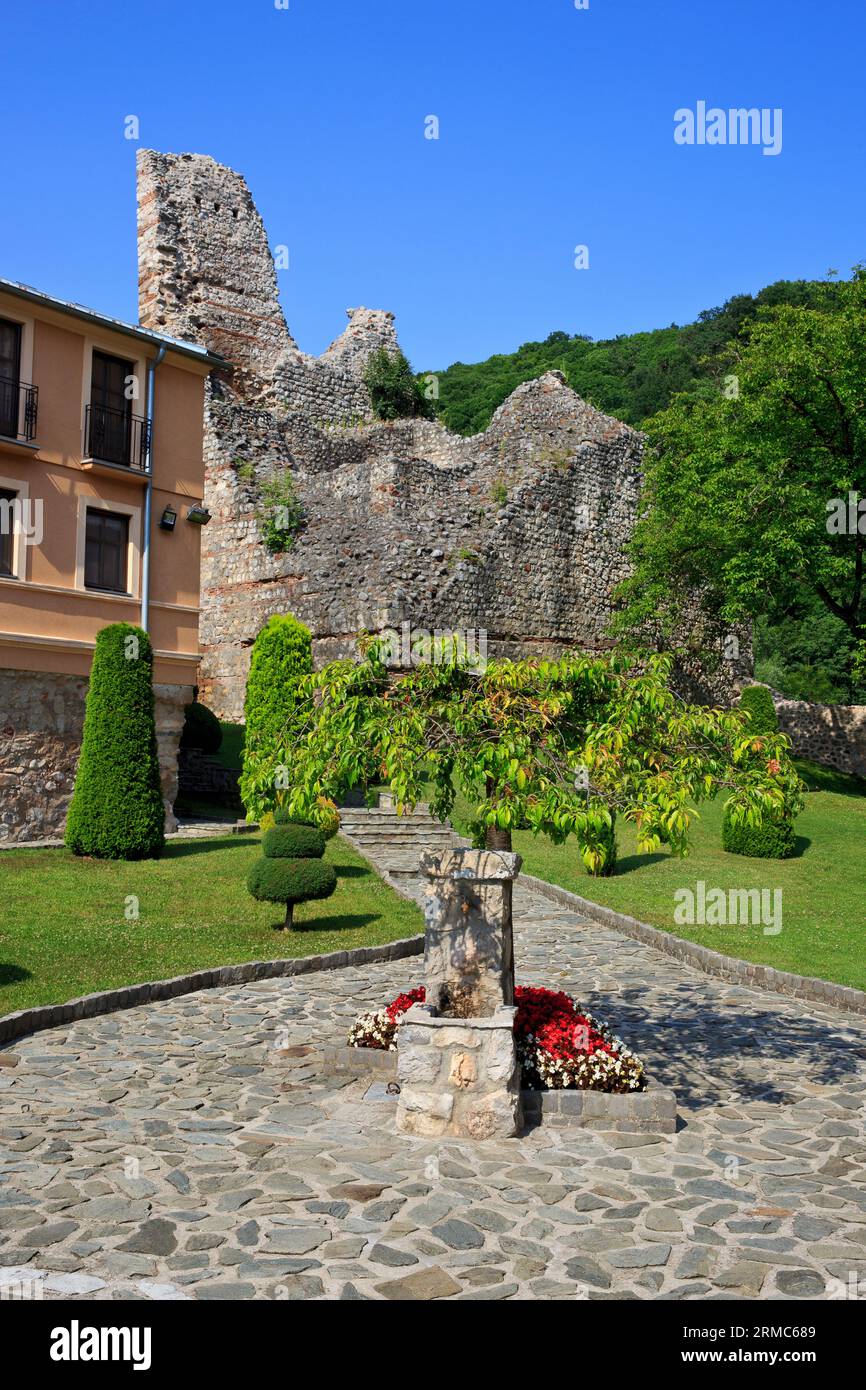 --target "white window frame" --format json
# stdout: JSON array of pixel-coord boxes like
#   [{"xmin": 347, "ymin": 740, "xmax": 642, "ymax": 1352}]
[{"xmin": 0, "ymin": 473, "xmax": 31, "ymax": 580}]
